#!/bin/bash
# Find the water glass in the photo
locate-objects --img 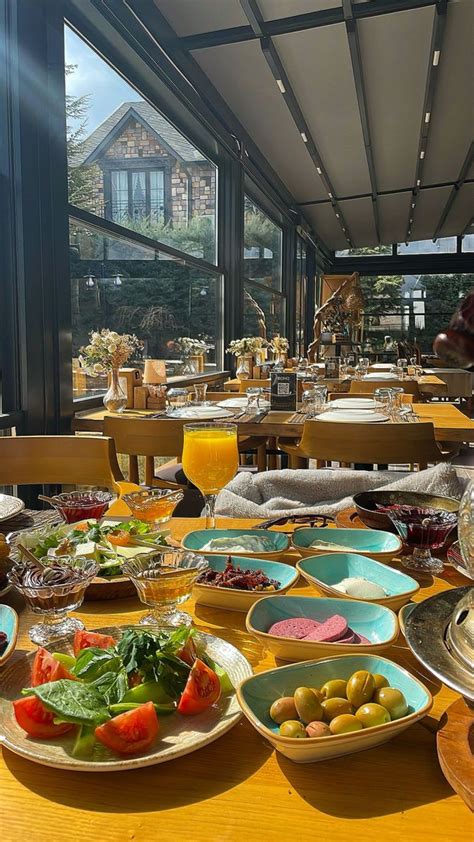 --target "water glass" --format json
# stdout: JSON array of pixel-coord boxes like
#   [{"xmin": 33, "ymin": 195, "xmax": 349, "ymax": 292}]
[
  {"xmin": 374, "ymin": 387, "xmax": 395, "ymax": 414},
  {"xmin": 397, "ymin": 358, "xmax": 408, "ymax": 379},
  {"xmin": 390, "ymin": 387, "xmax": 405, "ymax": 417},
  {"xmin": 168, "ymin": 388, "xmax": 189, "ymax": 412},
  {"xmin": 246, "ymin": 387, "xmax": 262, "ymax": 412},
  {"xmin": 193, "ymin": 383, "xmax": 208, "ymax": 405},
  {"xmin": 391, "ymin": 364, "xmax": 403, "ymax": 379}
]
